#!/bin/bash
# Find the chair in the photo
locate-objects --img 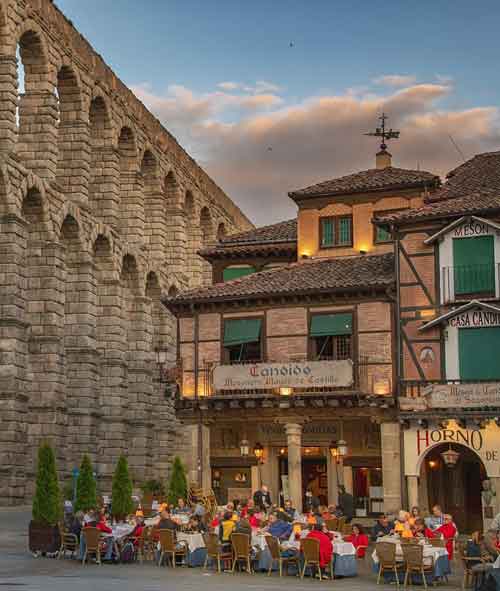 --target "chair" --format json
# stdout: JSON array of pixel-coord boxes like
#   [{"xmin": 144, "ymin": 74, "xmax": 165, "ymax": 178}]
[
  {"xmin": 231, "ymin": 533, "xmax": 252, "ymax": 574},
  {"xmin": 266, "ymin": 535, "xmax": 299, "ymax": 577},
  {"xmin": 401, "ymin": 543, "xmax": 434, "ymax": 590},
  {"xmin": 81, "ymin": 527, "xmax": 102, "ymax": 565},
  {"xmin": 428, "ymin": 537, "xmax": 446, "ymax": 548},
  {"xmin": 158, "ymin": 529, "xmax": 187, "ymax": 567},
  {"xmin": 204, "ymin": 533, "xmax": 232, "ymax": 573},
  {"xmin": 457, "ymin": 541, "xmax": 490, "ymax": 590},
  {"xmin": 325, "ymin": 518, "xmax": 338, "ymax": 532},
  {"xmin": 133, "ymin": 526, "xmax": 154, "ymax": 563},
  {"xmin": 376, "ymin": 542, "xmax": 401, "ymax": 586},
  {"xmin": 301, "ymin": 537, "xmax": 333, "ymax": 580},
  {"xmin": 57, "ymin": 523, "xmax": 79, "ymax": 559}
]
